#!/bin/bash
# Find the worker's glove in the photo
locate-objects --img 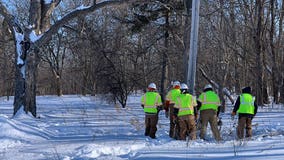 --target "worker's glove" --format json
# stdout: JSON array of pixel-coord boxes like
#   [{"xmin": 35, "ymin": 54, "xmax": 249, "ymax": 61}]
[
  {"xmin": 165, "ymin": 111, "xmax": 169, "ymax": 118},
  {"xmin": 218, "ymin": 119, "xmax": 222, "ymax": 126},
  {"xmin": 195, "ymin": 114, "xmax": 198, "ymax": 120},
  {"xmin": 157, "ymin": 105, "xmax": 163, "ymax": 111},
  {"xmin": 141, "ymin": 104, "xmax": 144, "ymax": 108},
  {"xmin": 157, "ymin": 105, "xmax": 163, "ymax": 114},
  {"xmin": 172, "ymin": 115, "xmax": 178, "ymax": 124}
]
